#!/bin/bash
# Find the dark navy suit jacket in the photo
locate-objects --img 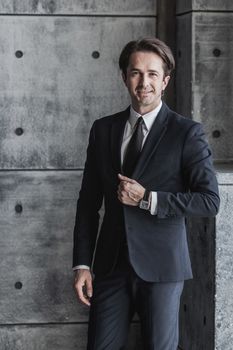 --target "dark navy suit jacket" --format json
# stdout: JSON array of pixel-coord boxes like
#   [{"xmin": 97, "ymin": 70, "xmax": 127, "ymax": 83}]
[{"xmin": 73, "ymin": 103, "xmax": 220, "ymax": 282}]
